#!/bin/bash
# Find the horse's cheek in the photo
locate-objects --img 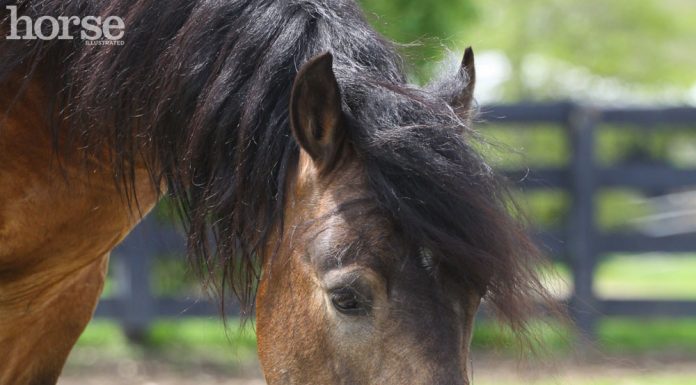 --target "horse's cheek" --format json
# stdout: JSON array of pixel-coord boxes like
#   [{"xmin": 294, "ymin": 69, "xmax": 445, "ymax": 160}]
[{"xmin": 256, "ymin": 258, "xmax": 333, "ymax": 384}]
